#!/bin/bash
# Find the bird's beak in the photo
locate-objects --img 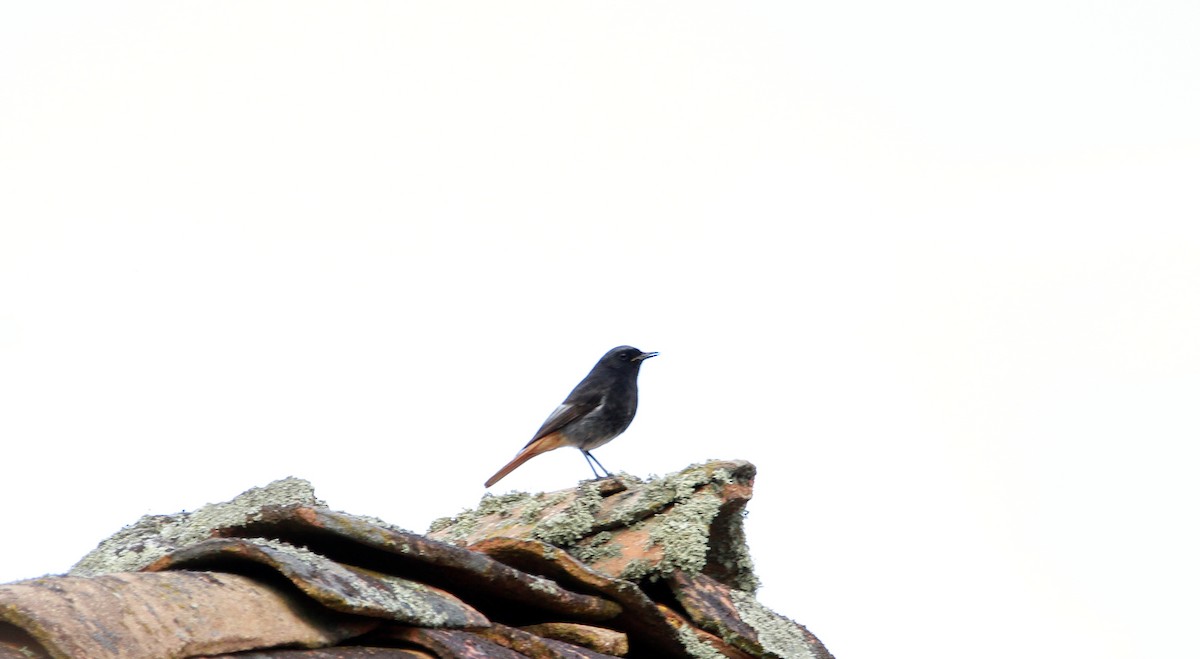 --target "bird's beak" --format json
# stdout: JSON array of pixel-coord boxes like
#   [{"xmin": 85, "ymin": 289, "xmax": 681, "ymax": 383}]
[{"xmin": 632, "ymin": 351, "xmax": 659, "ymax": 362}]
